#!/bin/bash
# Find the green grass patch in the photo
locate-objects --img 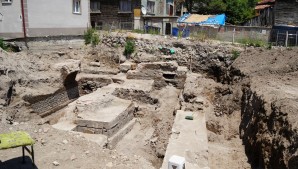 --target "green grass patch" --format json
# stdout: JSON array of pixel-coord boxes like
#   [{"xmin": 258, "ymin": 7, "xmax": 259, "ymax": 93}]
[
  {"xmin": 237, "ymin": 38, "xmax": 266, "ymax": 47},
  {"xmin": 231, "ymin": 50, "xmax": 240, "ymax": 60}
]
